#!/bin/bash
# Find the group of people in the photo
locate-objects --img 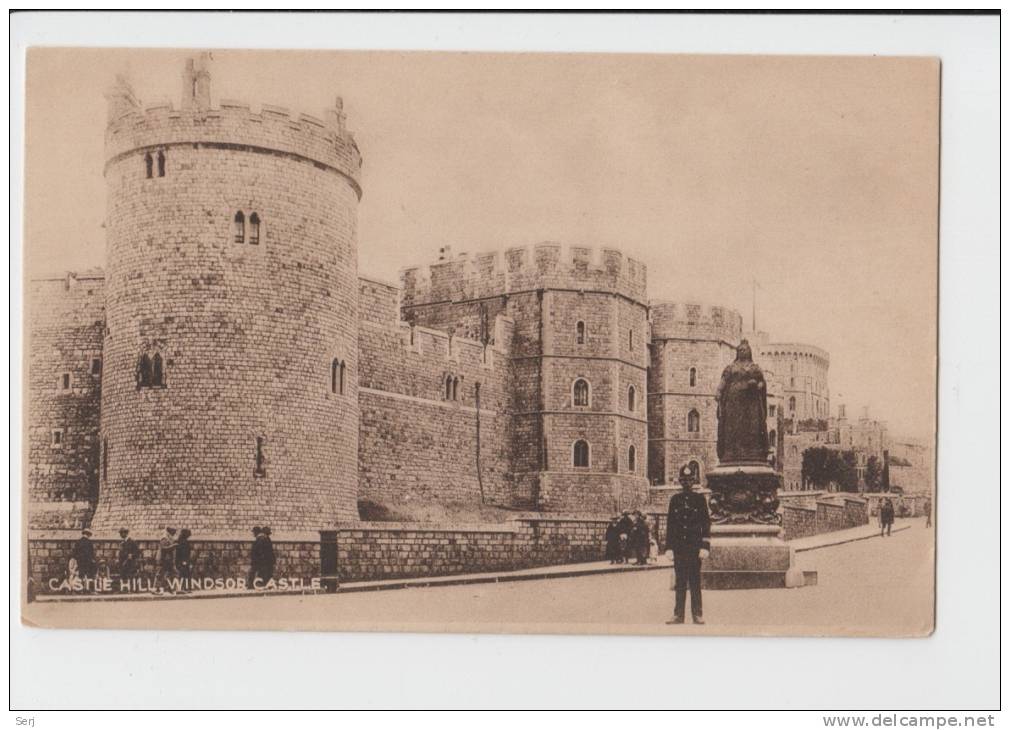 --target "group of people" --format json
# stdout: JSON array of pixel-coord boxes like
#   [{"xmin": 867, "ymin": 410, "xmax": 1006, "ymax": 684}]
[
  {"xmin": 66, "ymin": 524, "xmax": 276, "ymax": 595},
  {"xmin": 604, "ymin": 511, "xmax": 658, "ymax": 566}
]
